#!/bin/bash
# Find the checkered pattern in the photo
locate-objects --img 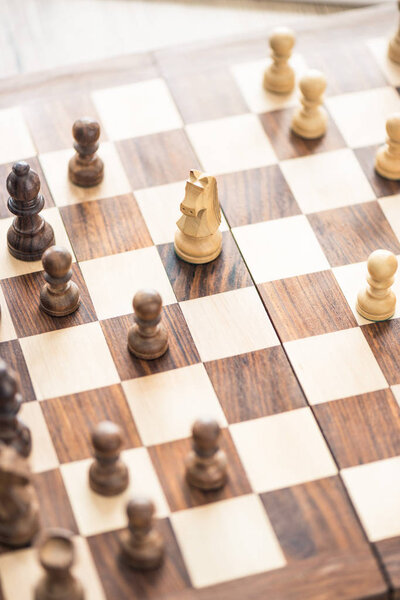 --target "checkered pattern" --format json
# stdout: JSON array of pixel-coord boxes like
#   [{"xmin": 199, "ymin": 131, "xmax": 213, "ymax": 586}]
[{"xmin": 0, "ymin": 17, "xmax": 399, "ymax": 600}]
